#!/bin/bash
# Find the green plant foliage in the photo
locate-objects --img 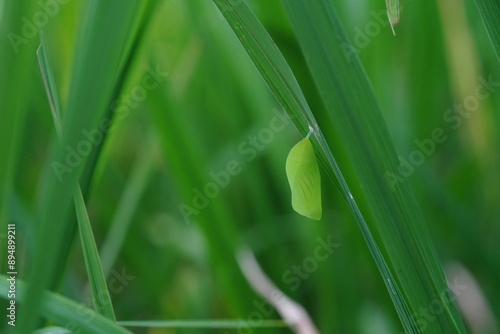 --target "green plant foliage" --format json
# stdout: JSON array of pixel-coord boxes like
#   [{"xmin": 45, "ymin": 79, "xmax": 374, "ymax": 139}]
[{"xmin": 1, "ymin": 0, "xmax": 499, "ymax": 332}]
